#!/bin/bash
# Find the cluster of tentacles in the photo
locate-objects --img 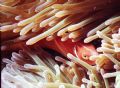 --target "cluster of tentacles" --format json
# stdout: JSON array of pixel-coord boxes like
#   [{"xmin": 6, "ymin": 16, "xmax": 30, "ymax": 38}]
[{"xmin": 0, "ymin": 0, "xmax": 120, "ymax": 88}]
